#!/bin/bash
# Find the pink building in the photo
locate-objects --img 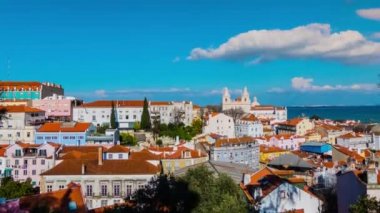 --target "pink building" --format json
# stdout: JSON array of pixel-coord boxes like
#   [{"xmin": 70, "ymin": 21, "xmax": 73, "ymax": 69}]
[
  {"xmin": 32, "ymin": 95, "xmax": 77, "ymax": 121},
  {"xmin": 4, "ymin": 141, "xmax": 61, "ymax": 186}
]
